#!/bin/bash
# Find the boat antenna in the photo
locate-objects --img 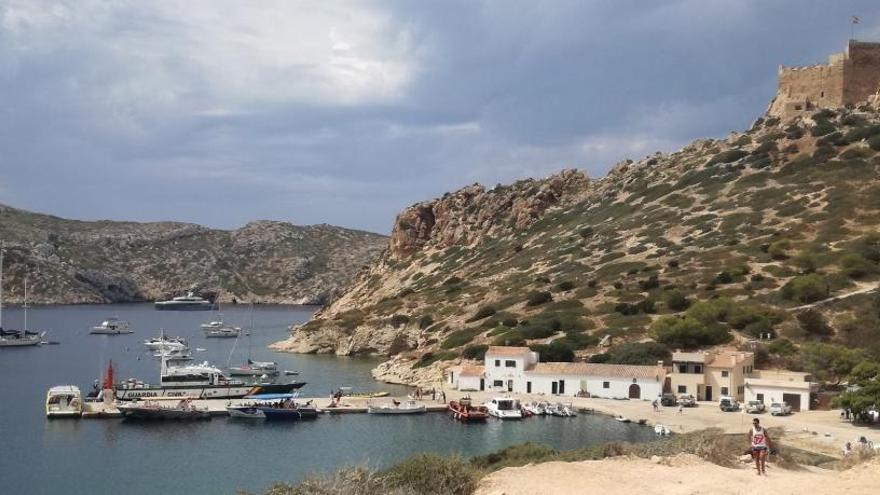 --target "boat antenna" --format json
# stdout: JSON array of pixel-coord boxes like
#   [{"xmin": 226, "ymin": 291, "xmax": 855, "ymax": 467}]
[{"xmin": 23, "ymin": 273, "xmax": 27, "ymax": 332}]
